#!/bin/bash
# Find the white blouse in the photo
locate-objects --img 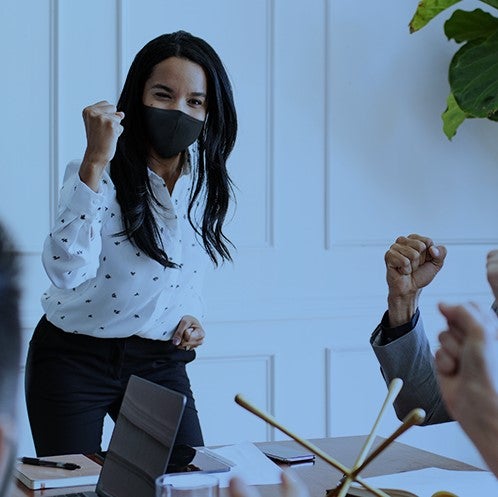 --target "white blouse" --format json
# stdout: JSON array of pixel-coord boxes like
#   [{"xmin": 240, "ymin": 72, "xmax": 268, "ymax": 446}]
[{"xmin": 41, "ymin": 160, "xmax": 210, "ymax": 340}]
